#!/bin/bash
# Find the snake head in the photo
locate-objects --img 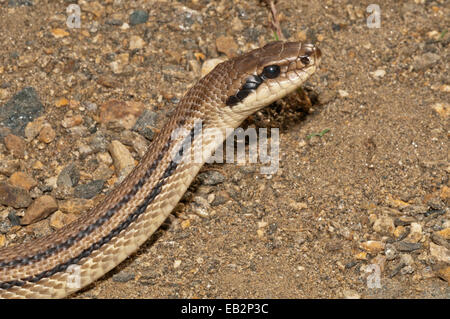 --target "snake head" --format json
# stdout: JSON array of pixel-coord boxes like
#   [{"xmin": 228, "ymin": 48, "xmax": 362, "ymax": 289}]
[{"xmin": 218, "ymin": 41, "xmax": 321, "ymax": 122}]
